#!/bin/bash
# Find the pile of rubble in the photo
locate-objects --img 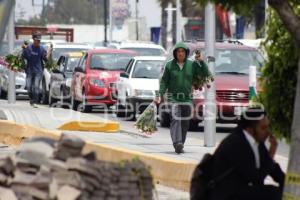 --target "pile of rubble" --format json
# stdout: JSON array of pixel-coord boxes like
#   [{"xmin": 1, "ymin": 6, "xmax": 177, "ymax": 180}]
[{"xmin": 0, "ymin": 134, "xmax": 153, "ymax": 200}]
